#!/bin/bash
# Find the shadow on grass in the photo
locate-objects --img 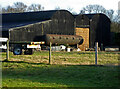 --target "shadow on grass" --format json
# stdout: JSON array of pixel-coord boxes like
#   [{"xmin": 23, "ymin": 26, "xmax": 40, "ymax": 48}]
[
  {"xmin": 2, "ymin": 60, "xmax": 106, "ymax": 67},
  {"xmin": 2, "ymin": 60, "xmax": 47, "ymax": 65},
  {"xmin": 2, "ymin": 61, "xmax": 120, "ymax": 88}
]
